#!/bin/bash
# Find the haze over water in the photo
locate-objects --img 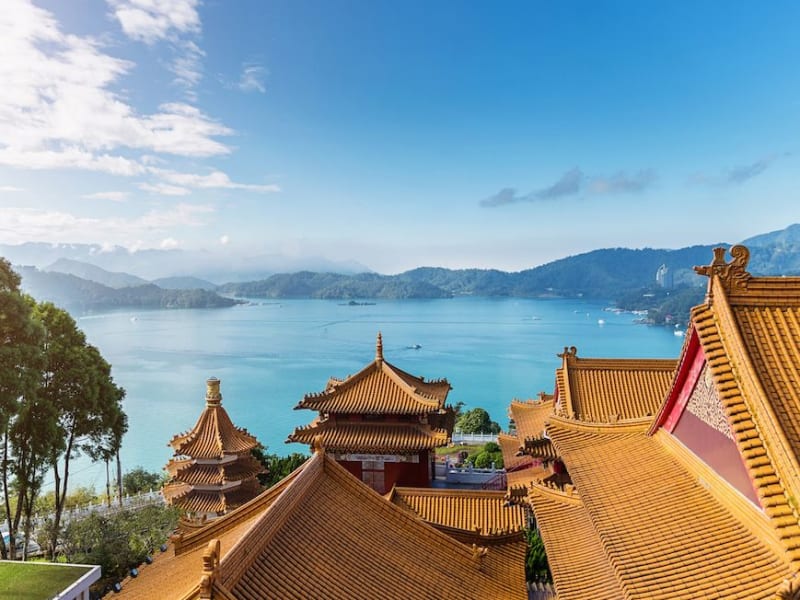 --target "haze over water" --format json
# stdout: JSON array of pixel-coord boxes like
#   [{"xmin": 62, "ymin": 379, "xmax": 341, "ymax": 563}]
[{"xmin": 57, "ymin": 298, "xmax": 684, "ymax": 491}]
